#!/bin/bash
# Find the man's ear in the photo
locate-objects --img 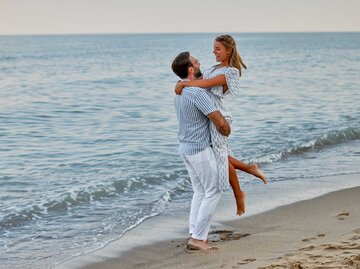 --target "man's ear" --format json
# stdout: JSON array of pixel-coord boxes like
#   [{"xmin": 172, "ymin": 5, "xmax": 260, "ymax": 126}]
[{"xmin": 188, "ymin": 66, "xmax": 194, "ymax": 74}]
